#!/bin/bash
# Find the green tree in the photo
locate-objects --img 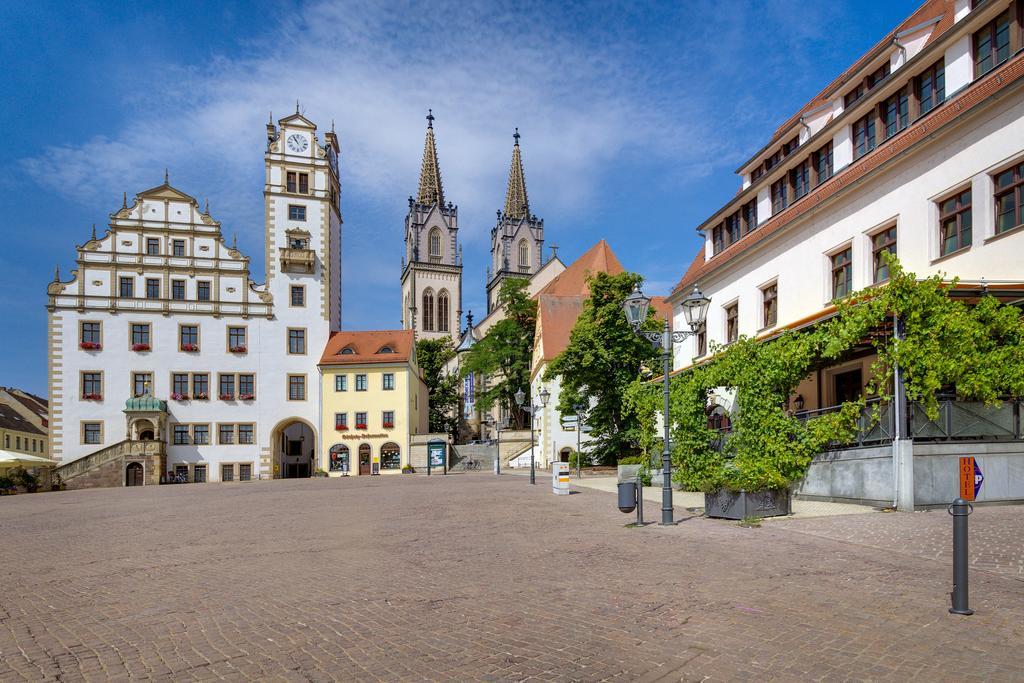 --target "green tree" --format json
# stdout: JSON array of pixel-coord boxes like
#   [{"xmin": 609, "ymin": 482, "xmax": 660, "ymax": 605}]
[
  {"xmin": 416, "ymin": 338, "xmax": 460, "ymax": 438},
  {"xmin": 544, "ymin": 271, "xmax": 660, "ymax": 464},
  {"xmin": 460, "ymin": 278, "xmax": 536, "ymax": 428}
]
